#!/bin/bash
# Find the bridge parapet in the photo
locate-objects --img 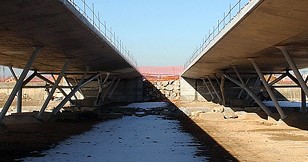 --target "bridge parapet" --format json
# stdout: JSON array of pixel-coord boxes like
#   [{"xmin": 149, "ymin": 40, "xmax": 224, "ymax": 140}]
[
  {"xmin": 67, "ymin": 0, "xmax": 137, "ymax": 67},
  {"xmin": 184, "ymin": 0, "xmax": 252, "ymax": 68}
]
